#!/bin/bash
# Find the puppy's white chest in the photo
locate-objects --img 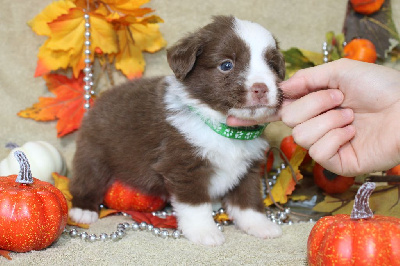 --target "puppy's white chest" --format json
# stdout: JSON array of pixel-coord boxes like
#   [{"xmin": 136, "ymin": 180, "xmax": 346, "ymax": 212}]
[
  {"xmin": 164, "ymin": 76, "xmax": 269, "ymax": 198},
  {"xmin": 205, "ymin": 137, "xmax": 267, "ymax": 198}
]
